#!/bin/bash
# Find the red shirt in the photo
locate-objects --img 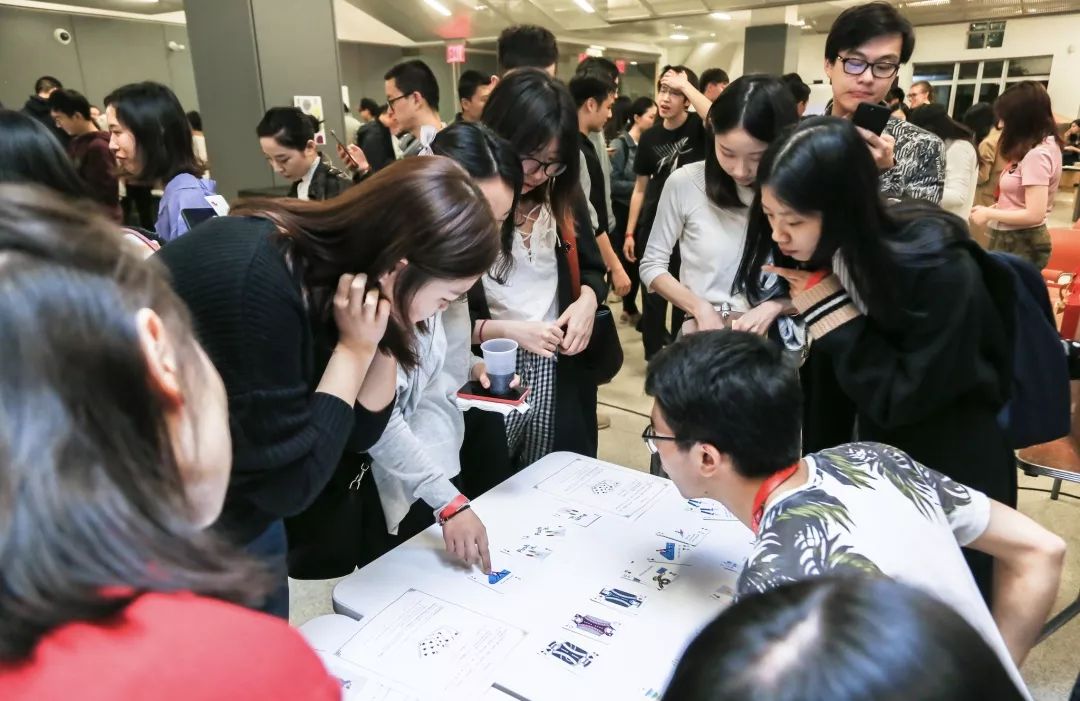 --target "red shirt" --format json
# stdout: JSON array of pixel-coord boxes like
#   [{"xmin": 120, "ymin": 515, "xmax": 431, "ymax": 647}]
[{"xmin": 0, "ymin": 592, "xmax": 340, "ymax": 700}]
